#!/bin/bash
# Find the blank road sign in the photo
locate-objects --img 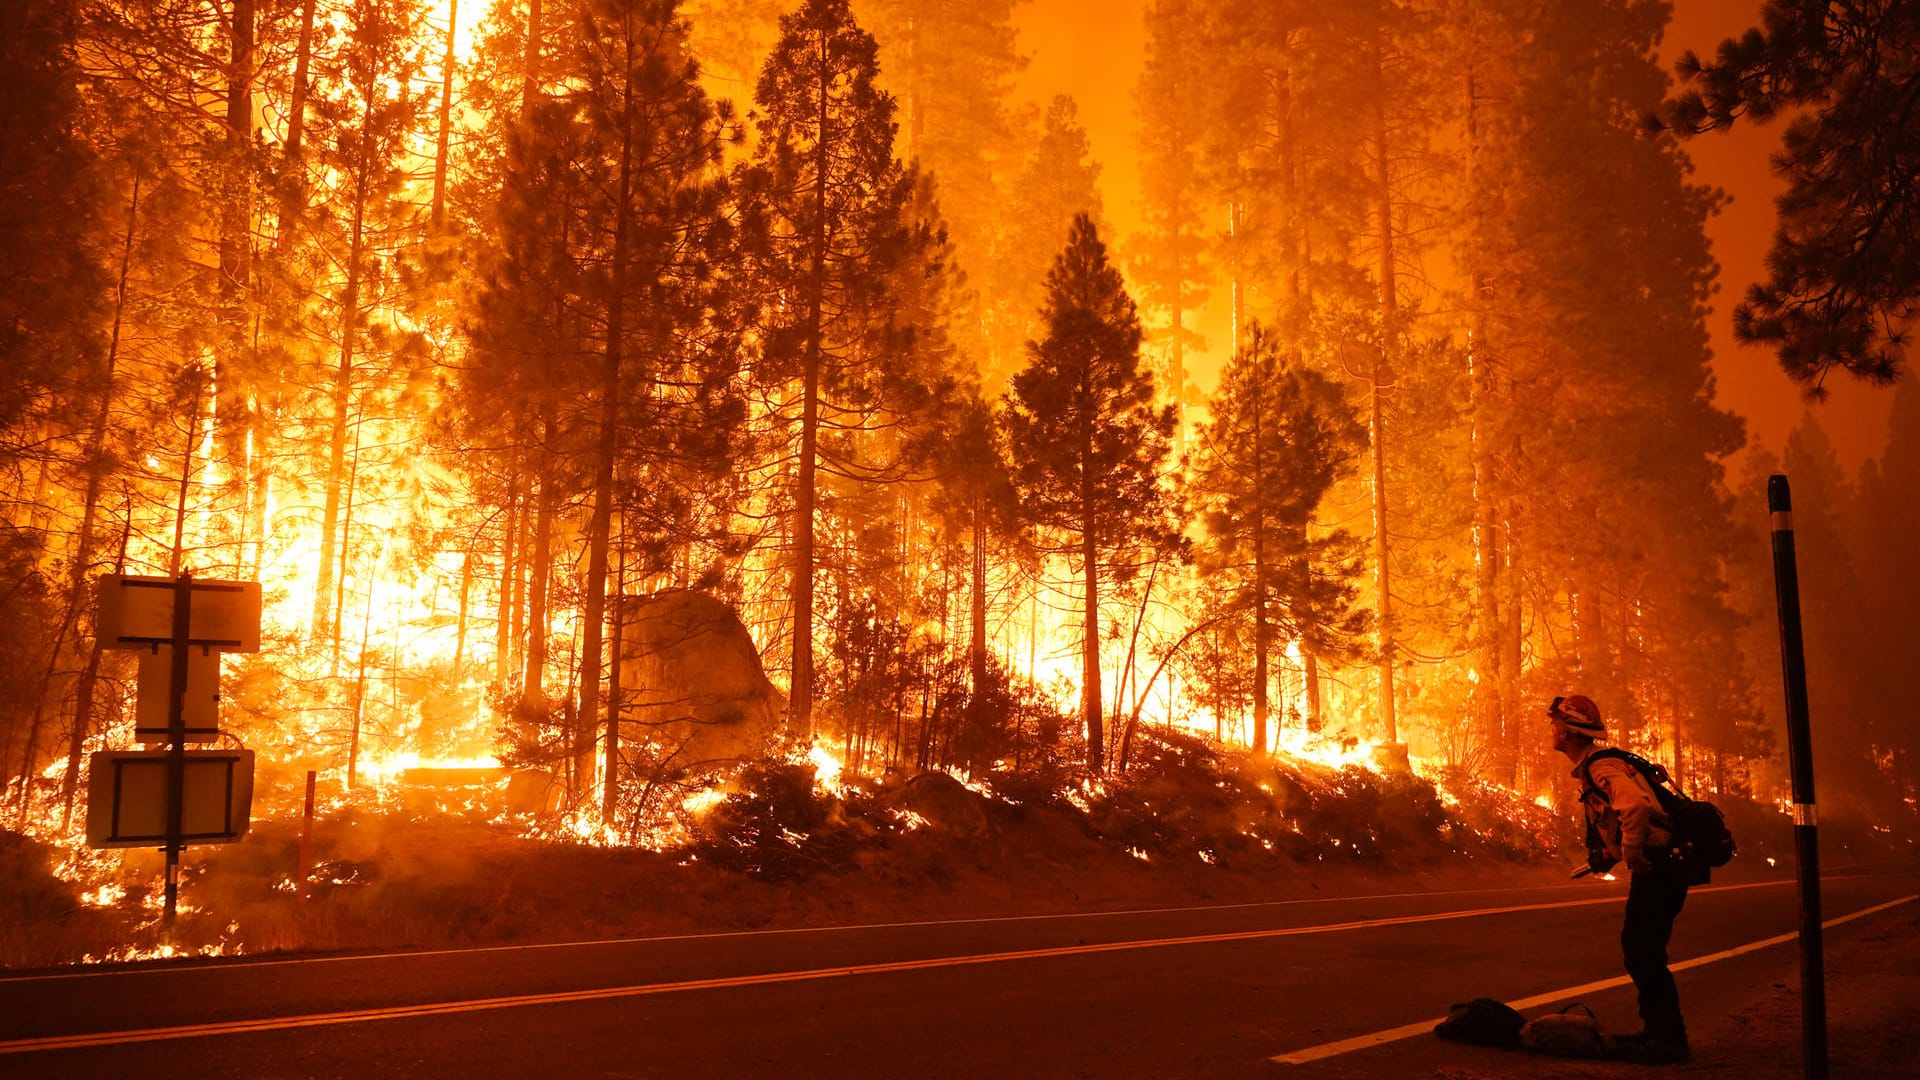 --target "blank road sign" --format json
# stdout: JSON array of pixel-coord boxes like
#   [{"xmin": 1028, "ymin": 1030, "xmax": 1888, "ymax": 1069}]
[
  {"xmin": 96, "ymin": 574, "xmax": 262, "ymax": 652},
  {"xmin": 86, "ymin": 750, "xmax": 255, "ymax": 849},
  {"xmin": 134, "ymin": 645, "xmax": 221, "ymax": 742}
]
